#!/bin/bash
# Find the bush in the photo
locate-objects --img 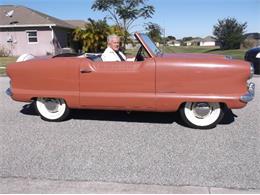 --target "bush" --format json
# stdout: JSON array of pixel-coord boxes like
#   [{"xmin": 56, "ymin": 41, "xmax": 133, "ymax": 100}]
[{"xmin": 0, "ymin": 45, "xmax": 11, "ymax": 57}]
